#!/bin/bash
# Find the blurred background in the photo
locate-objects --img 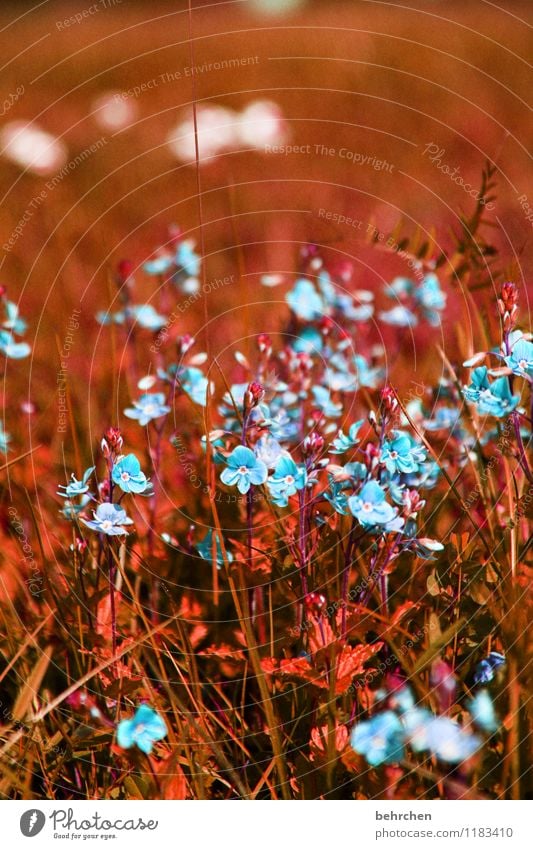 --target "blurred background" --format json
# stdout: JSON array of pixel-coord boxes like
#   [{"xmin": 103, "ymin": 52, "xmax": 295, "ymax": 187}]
[{"xmin": 0, "ymin": 0, "xmax": 531, "ymax": 464}]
